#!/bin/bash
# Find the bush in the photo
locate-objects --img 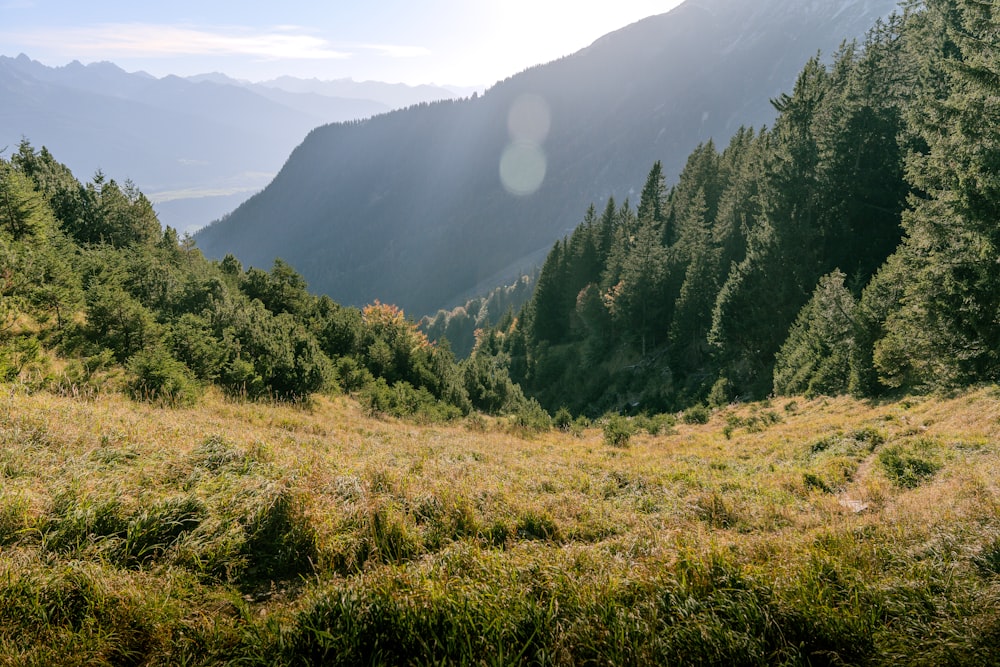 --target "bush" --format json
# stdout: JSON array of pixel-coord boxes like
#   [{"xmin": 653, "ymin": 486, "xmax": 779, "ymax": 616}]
[
  {"xmin": 126, "ymin": 346, "xmax": 200, "ymax": 406},
  {"xmin": 603, "ymin": 415, "xmax": 634, "ymax": 447},
  {"xmin": 571, "ymin": 415, "xmax": 591, "ymax": 438},
  {"xmin": 682, "ymin": 404, "xmax": 711, "ymax": 425},
  {"xmin": 359, "ymin": 378, "xmax": 461, "ymax": 422},
  {"xmin": 509, "ymin": 399, "xmax": 552, "ymax": 435},
  {"xmin": 707, "ymin": 377, "xmax": 733, "ymax": 408},
  {"xmin": 0, "ymin": 335, "xmax": 41, "ymax": 381},
  {"xmin": 634, "ymin": 413, "xmax": 675, "ymax": 436},
  {"xmin": 334, "ymin": 356, "xmax": 373, "ymax": 392},
  {"xmin": 553, "ymin": 407, "xmax": 573, "ymax": 431},
  {"xmin": 216, "ymin": 302, "xmax": 332, "ymax": 401}
]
